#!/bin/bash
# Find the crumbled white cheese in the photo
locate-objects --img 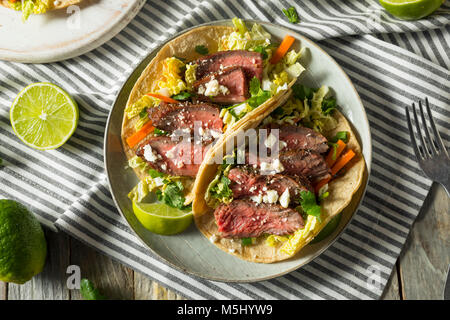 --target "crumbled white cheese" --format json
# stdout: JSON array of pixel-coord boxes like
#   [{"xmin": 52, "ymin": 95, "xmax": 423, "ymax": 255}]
[
  {"xmin": 209, "ymin": 234, "xmax": 219, "ymax": 243},
  {"xmin": 153, "ymin": 177, "xmax": 164, "ymax": 187},
  {"xmin": 260, "ymin": 159, "xmax": 284, "ymax": 174},
  {"xmin": 143, "ymin": 145, "xmax": 158, "ymax": 162},
  {"xmin": 204, "ymin": 79, "xmax": 220, "ymax": 96},
  {"xmin": 264, "ymin": 133, "xmax": 277, "ymax": 148},
  {"xmin": 279, "ymin": 189, "xmax": 290, "ymax": 208},
  {"xmin": 197, "ymin": 85, "xmax": 206, "ymax": 95},
  {"xmin": 250, "ymin": 194, "xmax": 263, "ymax": 204},
  {"xmin": 262, "ymin": 78, "xmax": 272, "ymax": 91},
  {"xmin": 219, "ymin": 85, "xmax": 230, "ymax": 95},
  {"xmin": 160, "ymin": 163, "xmax": 167, "ymax": 171},
  {"xmin": 228, "ymin": 248, "xmax": 236, "ymax": 253},
  {"xmin": 263, "ymin": 190, "xmax": 279, "ymax": 204}
]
